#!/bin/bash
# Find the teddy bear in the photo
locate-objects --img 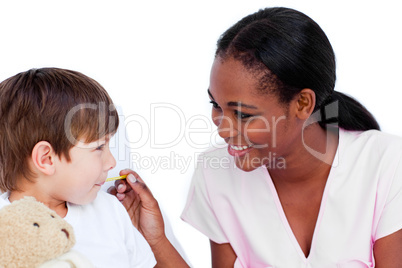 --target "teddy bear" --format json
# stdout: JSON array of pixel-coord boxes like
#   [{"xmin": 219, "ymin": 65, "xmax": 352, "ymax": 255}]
[{"xmin": 0, "ymin": 196, "xmax": 93, "ymax": 268}]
